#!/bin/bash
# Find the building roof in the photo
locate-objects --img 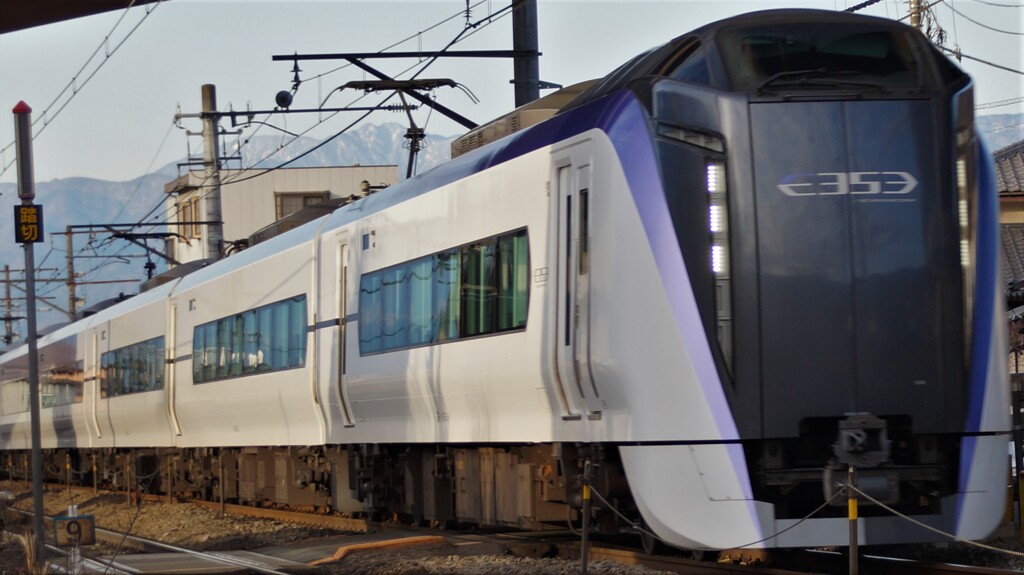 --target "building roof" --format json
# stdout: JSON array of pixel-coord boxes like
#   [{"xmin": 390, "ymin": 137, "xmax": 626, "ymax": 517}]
[
  {"xmin": 1004, "ymin": 223, "xmax": 1024, "ymax": 286},
  {"xmin": 996, "ymin": 140, "xmax": 1024, "ymax": 194}
]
